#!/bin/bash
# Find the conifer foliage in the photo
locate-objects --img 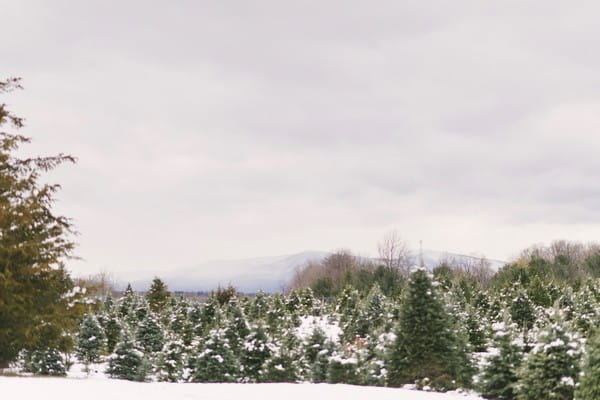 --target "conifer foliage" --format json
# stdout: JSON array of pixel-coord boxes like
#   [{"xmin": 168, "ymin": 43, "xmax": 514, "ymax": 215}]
[{"xmin": 386, "ymin": 268, "xmax": 472, "ymax": 390}]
